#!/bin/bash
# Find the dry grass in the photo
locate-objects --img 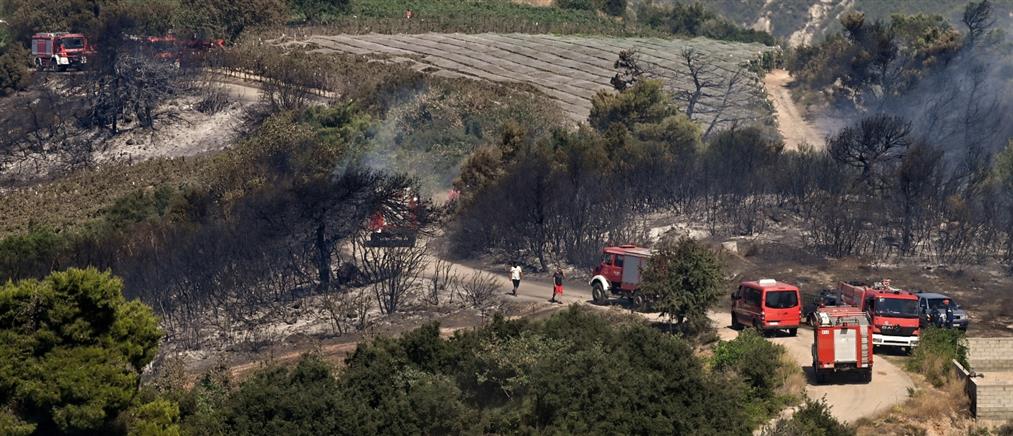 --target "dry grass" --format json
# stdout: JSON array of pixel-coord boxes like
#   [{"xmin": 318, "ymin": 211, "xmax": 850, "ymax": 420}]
[
  {"xmin": 777, "ymin": 351, "xmax": 808, "ymax": 401},
  {"xmin": 856, "ymin": 375, "xmax": 975, "ymax": 436}
]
